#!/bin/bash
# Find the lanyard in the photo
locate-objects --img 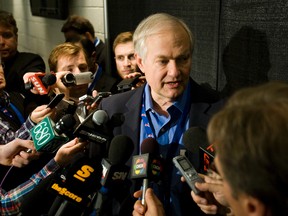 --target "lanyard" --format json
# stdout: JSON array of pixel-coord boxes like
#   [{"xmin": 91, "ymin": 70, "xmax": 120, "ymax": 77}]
[
  {"xmin": 10, "ymin": 103, "xmax": 25, "ymax": 124},
  {"xmin": 0, "ymin": 103, "xmax": 25, "ymax": 125},
  {"xmin": 140, "ymin": 94, "xmax": 190, "ymax": 144},
  {"xmin": 87, "ymin": 65, "xmax": 103, "ymax": 95}
]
